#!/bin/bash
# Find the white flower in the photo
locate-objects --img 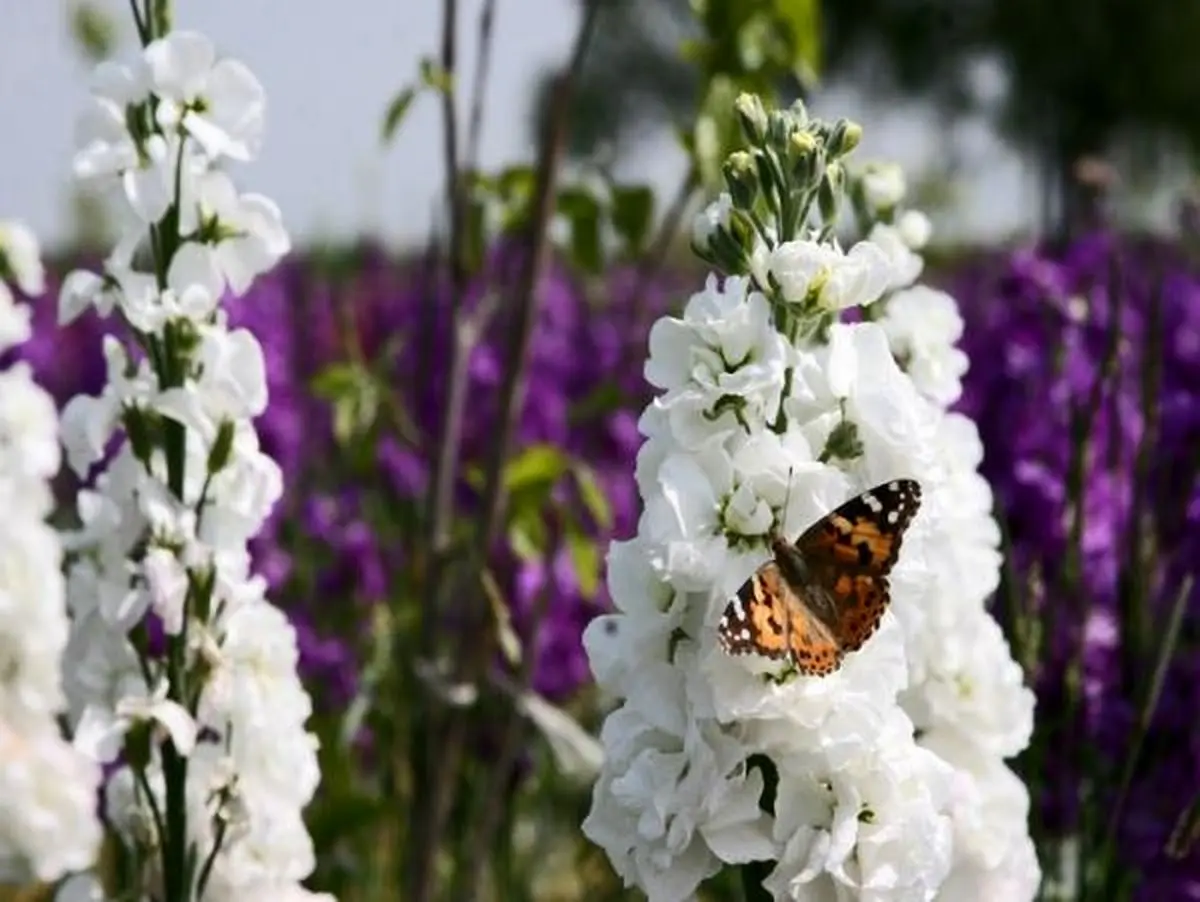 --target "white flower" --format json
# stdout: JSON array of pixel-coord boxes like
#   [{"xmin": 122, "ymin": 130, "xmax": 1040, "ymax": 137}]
[
  {"xmin": 868, "ymin": 222, "xmax": 925, "ymax": 292},
  {"xmin": 142, "ymin": 546, "xmax": 190, "ymax": 635},
  {"xmin": 766, "ymin": 238, "xmax": 892, "ymax": 310},
  {"xmin": 58, "ymin": 23, "xmax": 322, "ymax": 902},
  {"xmin": 0, "ymin": 282, "xmax": 32, "ymax": 352},
  {"xmin": 903, "ymin": 611, "xmax": 1035, "ymax": 759},
  {"xmin": 119, "ymin": 241, "xmax": 224, "ymax": 332},
  {"xmin": 582, "ymin": 706, "xmax": 774, "ymax": 902},
  {"xmin": 145, "ymin": 31, "xmax": 265, "ymax": 162},
  {"xmin": 765, "ymin": 708, "xmax": 954, "ymax": 901},
  {"xmin": 692, "ymin": 192, "xmax": 735, "ymax": 253},
  {"xmin": 59, "ymin": 335, "xmax": 156, "ymax": 477},
  {"xmin": 0, "ymin": 219, "xmax": 46, "ymax": 295},
  {"xmin": 0, "ymin": 364, "xmax": 61, "ymax": 492},
  {"xmin": 58, "ymin": 268, "xmax": 121, "ymax": 325},
  {"xmin": 73, "ymin": 679, "xmax": 198, "ymax": 764},
  {"xmin": 0, "ymin": 523, "xmax": 71, "ymax": 723},
  {"xmin": 896, "ymin": 209, "xmax": 932, "ymax": 250},
  {"xmin": 0, "ymin": 221, "xmax": 103, "ymax": 882},
  {"xmin": 72, "ymin": 71, "xmax": 177, "ymax": 224},
  {"xmin": 859, "ymin": 161, "xmax": 907, "ymax": 212},
  {"xmin": 181, "ymin": 170, "xmax": 290, "ymax": 294},
  {"xmin": 586, "ymin": 128, "xmax": 1035, "ymax": 902},
  {"xmin": 879, "ymin": 284, "xmax": 969, "ymax": 406},
  {"xmin": 583, "ymin": 538, "xmax": 682, "ymax": 698},
  {"xmin": 199, "ymin": 602, "xmax": 319, "ymax": 804},
  {"xmin": 199, "ymin": 427, "xmax": 284, "ymax": 551},
  {"xmin": 924, "ymin": 729, "xmax": 1041, "ymax": 901},
  {"xmin": 645, "ymin": 275, "xmax": 788, "ymax": 445},
  {"xmin": 0, "ymin": 720, "xmax": 103, "ymax": 884}
]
